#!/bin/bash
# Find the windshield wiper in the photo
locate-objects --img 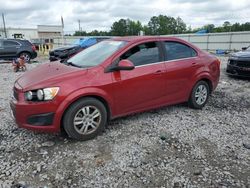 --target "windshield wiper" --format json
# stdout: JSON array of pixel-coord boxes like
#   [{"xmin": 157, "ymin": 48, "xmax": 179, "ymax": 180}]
[{"xmin": 64, "ymin": 61, "xmax": 82, "ymax": 68}]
